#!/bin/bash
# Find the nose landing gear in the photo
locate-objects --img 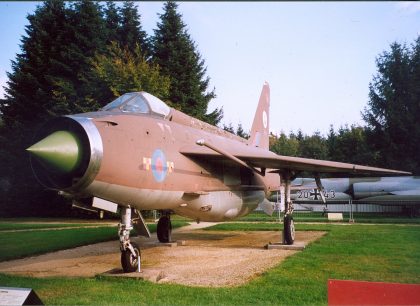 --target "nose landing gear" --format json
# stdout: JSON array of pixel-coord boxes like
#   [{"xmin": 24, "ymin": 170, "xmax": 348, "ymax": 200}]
[
  {"xmin": 121, "ymin": 242, "xmax": 141, "ymax": 273},
  {"xmin": 119, "ymin": 206, "xmax": 141, "ymax": 272}
]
